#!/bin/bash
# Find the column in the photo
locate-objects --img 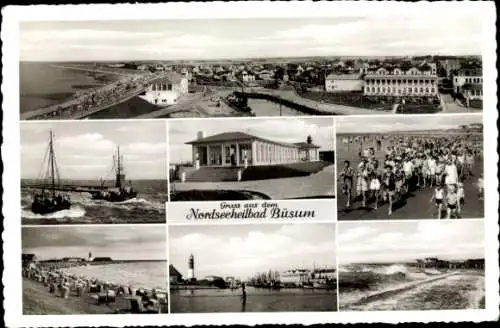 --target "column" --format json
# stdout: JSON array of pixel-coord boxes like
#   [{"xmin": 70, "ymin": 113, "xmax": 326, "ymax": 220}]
[
  {"xmin": 251, "ymin": 141, "xmax": 257, "ymax": 166},
  {"xmin": 194, "ymin": 146, "xmax": 200, "ymax": 170},
  {"xmin": 235, "ymin": 143, "xmax": 240, "ymax": 166},
  {"xmin": 221, "ymin": 144, "xmax": 225, "ymax": 167},
  {"xmin": 206, "ymin": 145, "xmax": 210, "ymax": 166}
]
